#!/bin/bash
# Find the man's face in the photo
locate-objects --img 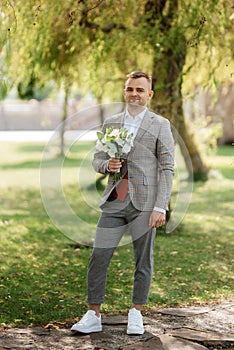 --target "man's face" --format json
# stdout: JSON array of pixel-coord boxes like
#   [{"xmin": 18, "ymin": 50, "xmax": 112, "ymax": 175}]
[{"xmin": 123, "ymin": 77, "xmax": 153, "ymax": 108}]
